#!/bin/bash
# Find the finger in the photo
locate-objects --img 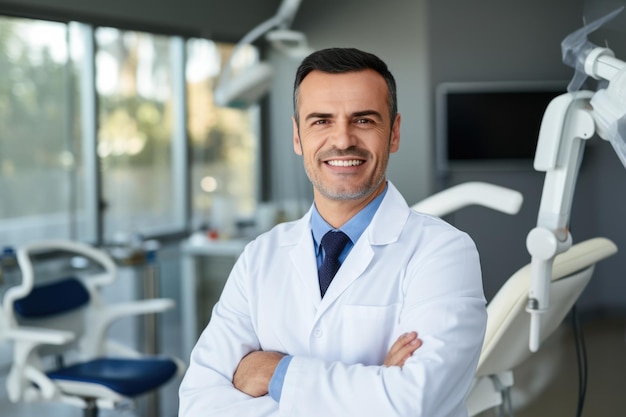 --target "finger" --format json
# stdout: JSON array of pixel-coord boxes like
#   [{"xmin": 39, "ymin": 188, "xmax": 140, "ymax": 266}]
[
  {"xmin": 387, "ymin": 332, "xmax": 417, "ymax": 358},
  {"xmin": 389, "ymin": 332, "xmax": 417, "ymax": 354},
  {"xmin": 384, "ymin": 332, "xmax": 421, "ymax": 367},
  {"xmin": 393, "ymin": 337, "xmax": 422, "ymax": 367}
]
